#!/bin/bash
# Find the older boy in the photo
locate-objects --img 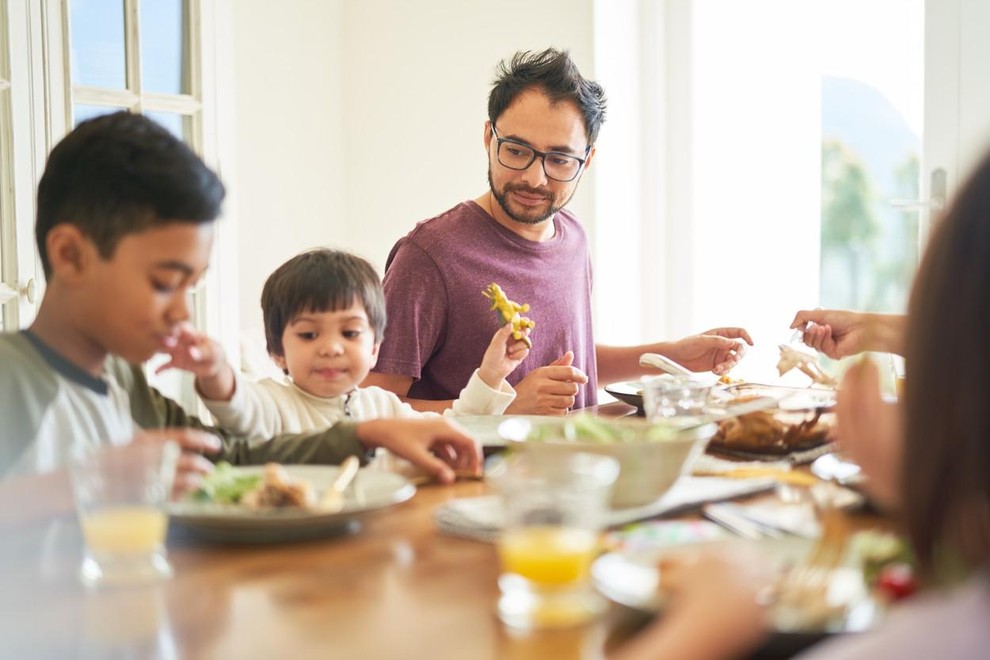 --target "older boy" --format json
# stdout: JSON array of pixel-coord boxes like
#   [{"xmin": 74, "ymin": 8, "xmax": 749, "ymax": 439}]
[{"xmin": 0, "ymin": 112, "xmax": 479, "ymax": 487}]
